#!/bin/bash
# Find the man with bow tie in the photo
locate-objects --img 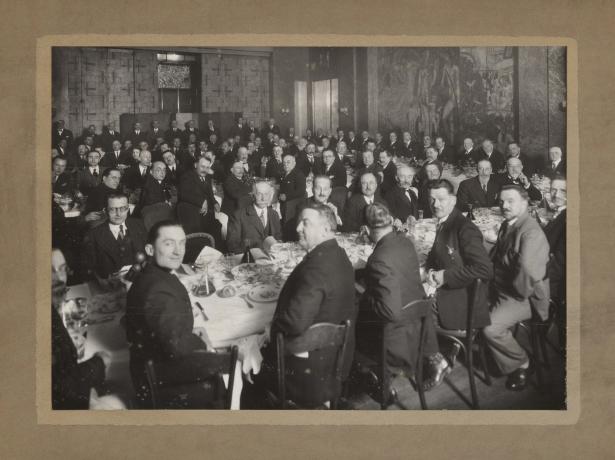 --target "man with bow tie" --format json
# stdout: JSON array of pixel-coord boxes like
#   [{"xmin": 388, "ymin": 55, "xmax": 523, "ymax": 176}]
[
  {"xmin": 484, "ymin": 185, "xmax": 550, "ymax": 391},
  {"xmin": 496, "ymin": 157, "xmax": 542, "ymax": 201},
  {"xmin": 77, "ymin": 150, "xmax": 106, "ymax": 195},
  {"xmin": 52, "ymin": 119, "xmax": 73, "ymax": 149},
  {"xmin": 456, "ymin": 159, "xmax": 501, "ymax": 211},
  {"xmin": 544, "ymin": 146, "xmax": 566, "ymax": 178},
  {"xmin": 383, "ymin": 164, "xmax": 419, "ymax": 225},
  {"xmin": 457, "ymin": 137, "xmax": 480, "ymax": 166},
  {"xmin": 82, "ymin": 192, "xmax": 147, "ymax": 282},
  {"xmin": 177, "ymin": 156, "xmax": 222, "ymax": 247},
  {"xmin": 423, "ymin": 179, "xmax": 493, "ymax": 390},
  {"xmin": 226, "ymin": 180, "xmax": 282, "ymax": 254}
]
